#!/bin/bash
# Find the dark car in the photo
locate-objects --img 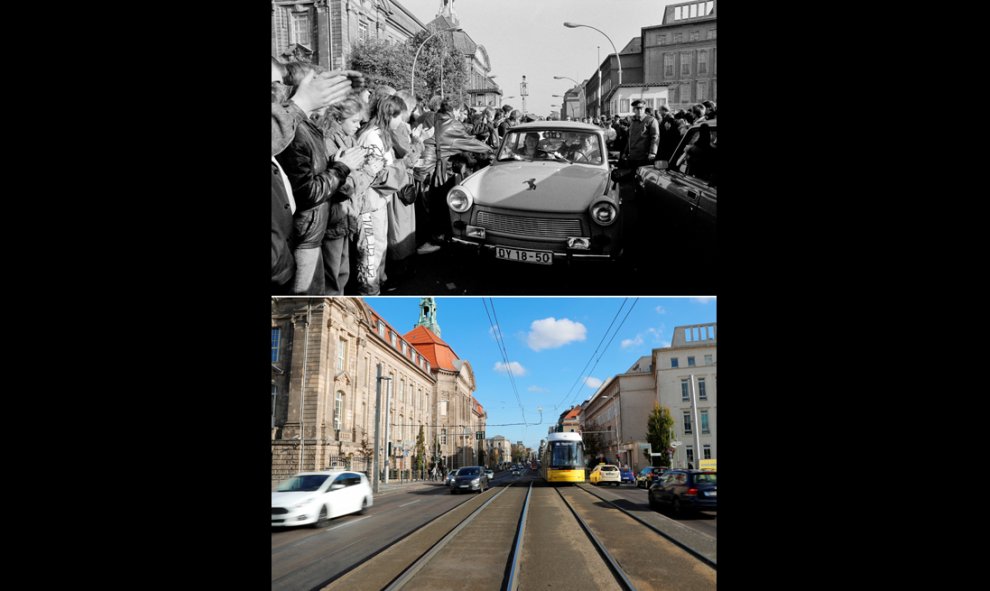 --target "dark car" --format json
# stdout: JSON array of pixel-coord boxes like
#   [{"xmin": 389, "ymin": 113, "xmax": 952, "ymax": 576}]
[
  {"xmin": 449, "ymin": 466, "xmax": 489, "ymax": 494},
  {"xmin": 636, "ymin": 466, "xmax": 668, "ymax": 489},
  {"xmin": 635, "ymin": 119, "xmax": 716, "ymax": 249},
  {"xmin": 648, "ymin": 469, "xmax": 717, "ymax": 516},
  {"xmin": 619, "ymin": 467, "xmax": 635, "ymax": 484}
]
